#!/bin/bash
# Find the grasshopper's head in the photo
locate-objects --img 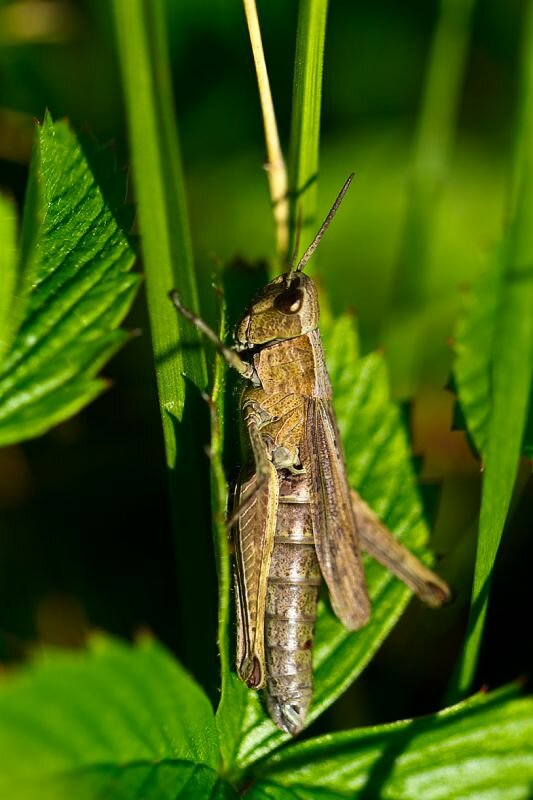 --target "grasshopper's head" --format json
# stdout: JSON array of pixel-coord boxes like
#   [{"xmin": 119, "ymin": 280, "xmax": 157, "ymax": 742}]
[
  {"xmin": 234, "ymin": 272, "xmax": 319, "ymax": 350},
  {"xmin": 234, "ymin": 173, "xmax": 354, "ymax": 352}
]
